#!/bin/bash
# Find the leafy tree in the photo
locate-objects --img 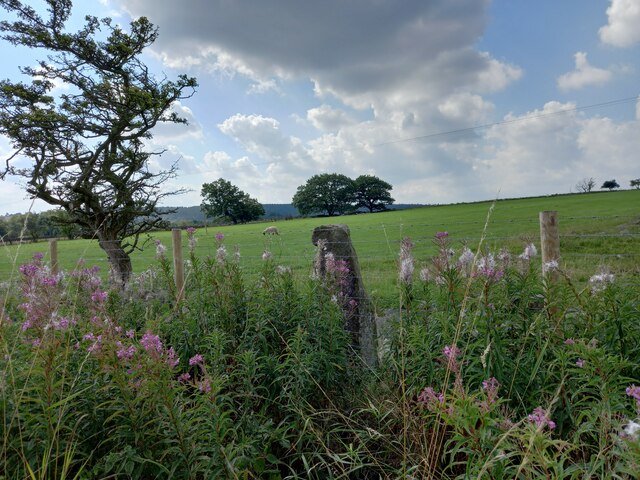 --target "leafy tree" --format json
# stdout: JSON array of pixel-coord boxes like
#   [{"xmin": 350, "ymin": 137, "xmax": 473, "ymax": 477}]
[
  {"xmin": 575, "ymin": 177, "xmax": 596, "ymax": 193},
  {"xmin": 353, "ymin": 174, "xmax": 395, "ymax": 212},
  {"xmin": 601, "ymin": 180, "xmax": 620, "ymax": 191},
  {"xmin": 0, "ymin": 1, "xmax": 197, "ymax": 287},
  {"xmin": 630, "ymin": 178, "xmax": 640, "ymax": 189},
  {"xmin": 201, "ymin": 179, "xmax": 265, "ymax": 224},
  {"xmin": 292, "ymin": 173, "xmax": 355, "ymax": 216}
]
